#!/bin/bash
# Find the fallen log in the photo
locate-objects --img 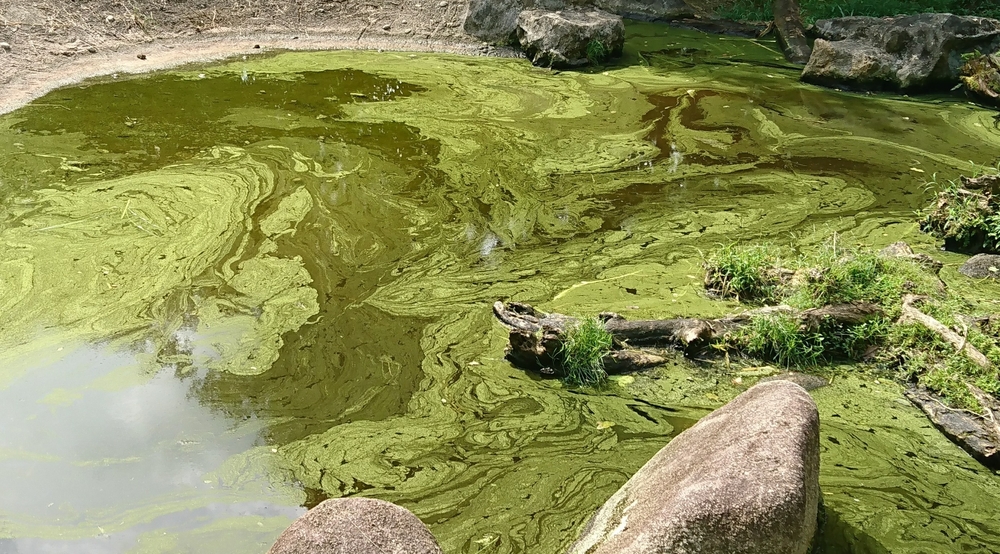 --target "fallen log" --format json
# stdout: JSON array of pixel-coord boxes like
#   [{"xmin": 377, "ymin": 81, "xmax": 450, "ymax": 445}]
[
  {"xmin": 773, "ymin": 0, "xmax": 811, "ymax": 64},
  {"xmin": 494, "ymin": 300, "xmax": 882, "ymax": 375}
]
